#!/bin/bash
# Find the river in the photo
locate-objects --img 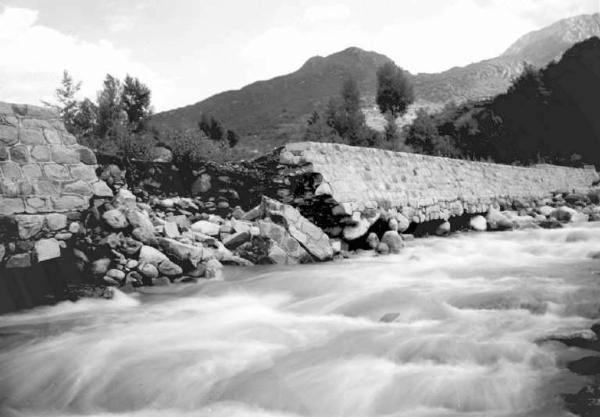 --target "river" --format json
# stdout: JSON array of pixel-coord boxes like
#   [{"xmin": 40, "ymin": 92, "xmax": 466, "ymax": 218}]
[{"xmin": 2, "ymin": 223, "xmax": 600, "ymax": 417}]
